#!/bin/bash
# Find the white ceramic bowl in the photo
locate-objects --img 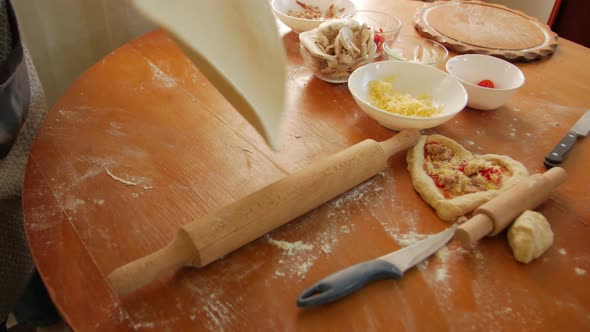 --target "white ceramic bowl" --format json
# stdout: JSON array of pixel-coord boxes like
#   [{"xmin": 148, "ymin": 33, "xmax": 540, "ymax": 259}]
[
  {"xmin": 348, "ymin": 61, "xmax": 467, "ymax": 131},
  {"xmin": 445, "ymin": 54, "xmax": 525, "ymax": 110},
  {"xmin": 271, "ymin": 0, "xmax": 356, "ymax": 33}
]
